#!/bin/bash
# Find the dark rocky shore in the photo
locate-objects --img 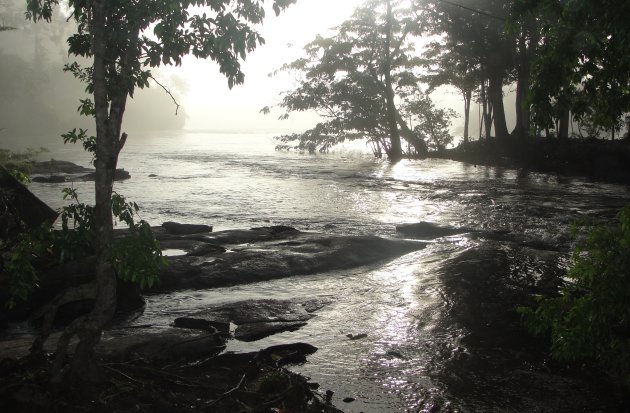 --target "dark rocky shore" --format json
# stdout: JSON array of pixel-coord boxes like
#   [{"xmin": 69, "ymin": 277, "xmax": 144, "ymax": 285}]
[
  {"xmin": 28, "ymin": 159, "xmax": 131, "ymax": 183},
  {"xmin": 428, "ymin": 136, "xmax": 630, "ymax": 184},
  {"xmin": 0, "ymin": 223, "xmax": 427, "ymax": 412}
]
